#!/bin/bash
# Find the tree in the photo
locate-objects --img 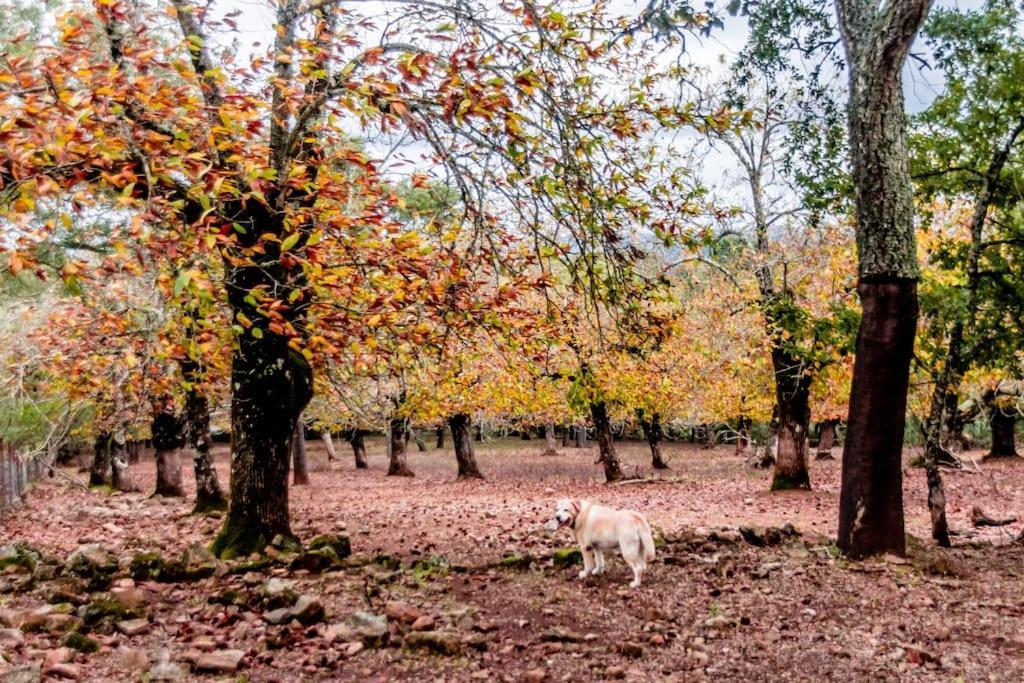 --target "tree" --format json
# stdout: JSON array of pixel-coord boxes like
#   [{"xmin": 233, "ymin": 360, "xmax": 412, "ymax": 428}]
[{"xmin": 834, "ymin": 0, "xmax": 933, "ymax": 558}]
